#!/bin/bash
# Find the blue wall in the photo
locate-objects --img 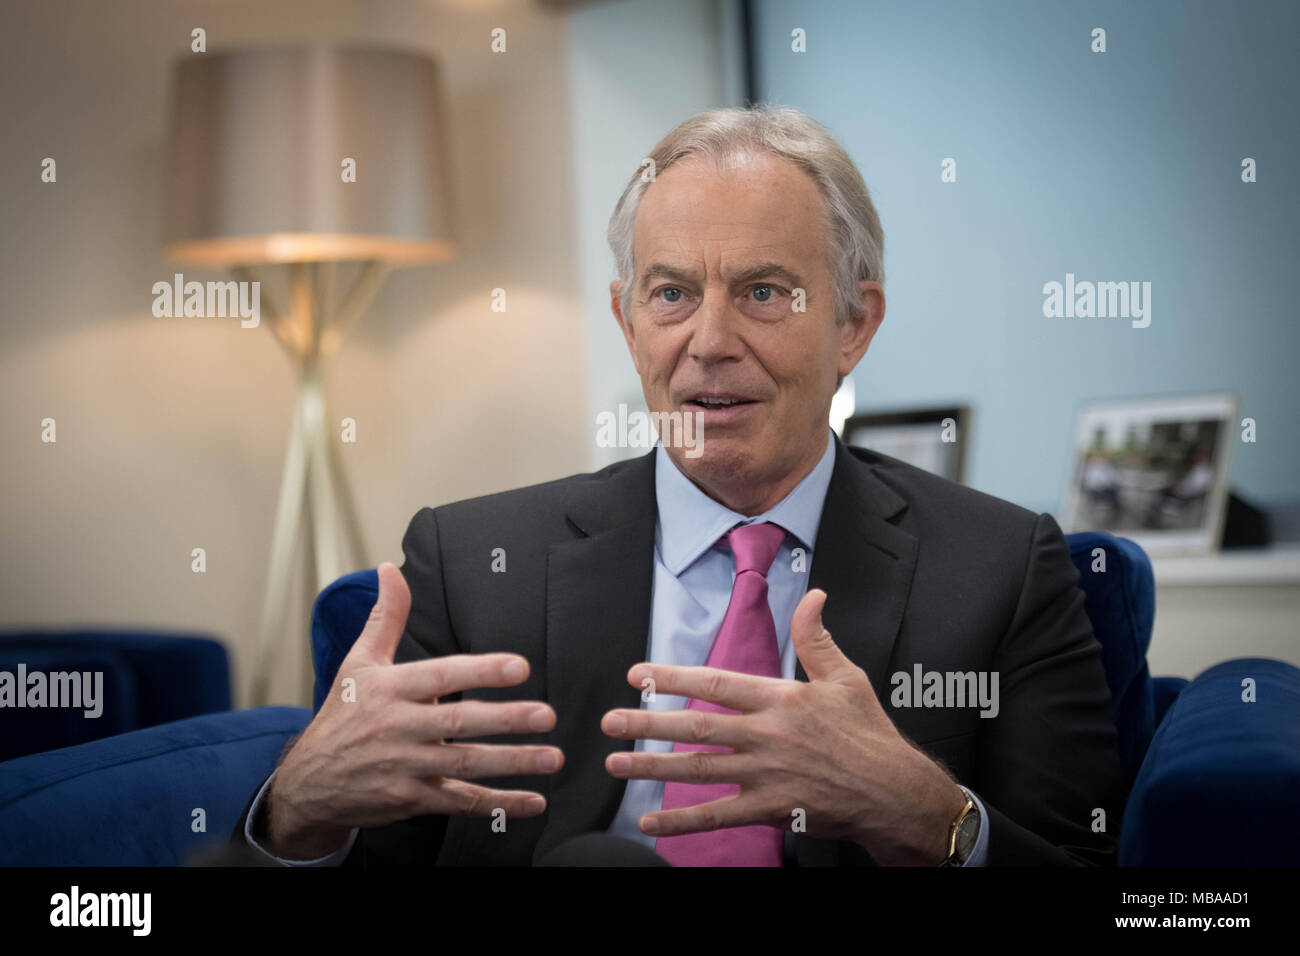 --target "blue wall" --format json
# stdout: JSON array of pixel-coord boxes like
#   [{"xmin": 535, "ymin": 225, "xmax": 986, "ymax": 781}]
[{"xmin": 753, "ymin": 0, "xmax": 1298, "ymax": 516}]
